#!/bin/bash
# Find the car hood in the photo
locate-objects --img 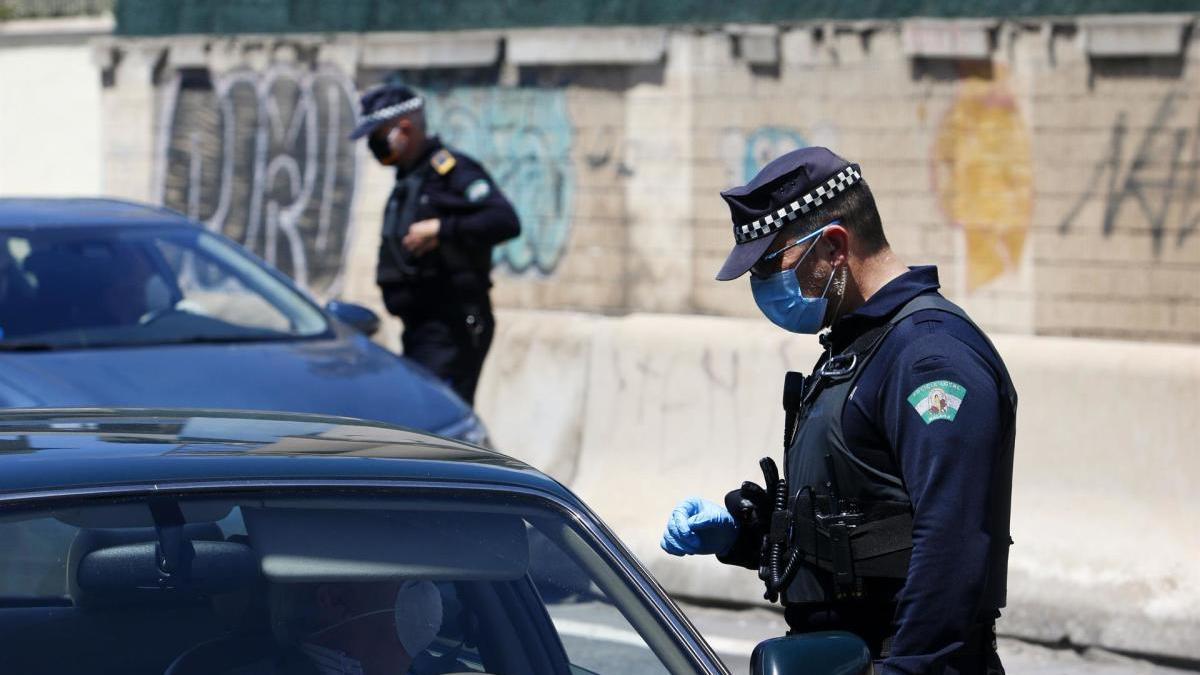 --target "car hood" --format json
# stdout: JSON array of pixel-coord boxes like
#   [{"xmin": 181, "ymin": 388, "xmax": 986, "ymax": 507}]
[{"xmin": 0, "ymin": 333, "xmax": 470, "ymax": 431}]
